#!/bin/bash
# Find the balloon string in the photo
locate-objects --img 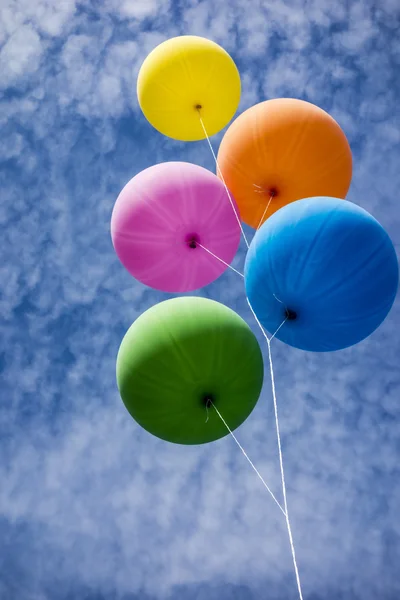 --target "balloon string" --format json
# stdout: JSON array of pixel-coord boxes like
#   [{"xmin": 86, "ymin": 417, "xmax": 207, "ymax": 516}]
[
  {"xmin": 269, "ymin": 315, "xmax": 288, "ymax": 342},
  {"xmin": 198, "ymin": 243, "xmax": 244, "ymax": 278},
  {"xmin": 247, "ymin": 299, "xmax": 304, "ymax": 600},
  {"xmin": 197, "ymin": 108, "xmax": 303, "ymax": 600},
  {"xmin": 256, "ymin": 192, "xmax": 274, "ymax": 231},
  {"xmin": 197, "ymin": 110, "xmax": 250, "ymax": 249},
  {"xmin": 209, "ymin": 400, "xmax": 286, "ymax": 516}
]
